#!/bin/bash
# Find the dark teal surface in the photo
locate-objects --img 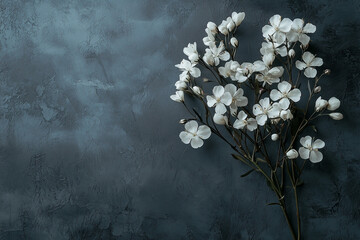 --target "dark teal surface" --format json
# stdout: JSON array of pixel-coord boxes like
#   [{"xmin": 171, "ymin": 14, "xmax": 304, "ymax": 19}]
[{"xmin": 0, "ymin": 0, "xmax": 359, "ymax": 239}]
